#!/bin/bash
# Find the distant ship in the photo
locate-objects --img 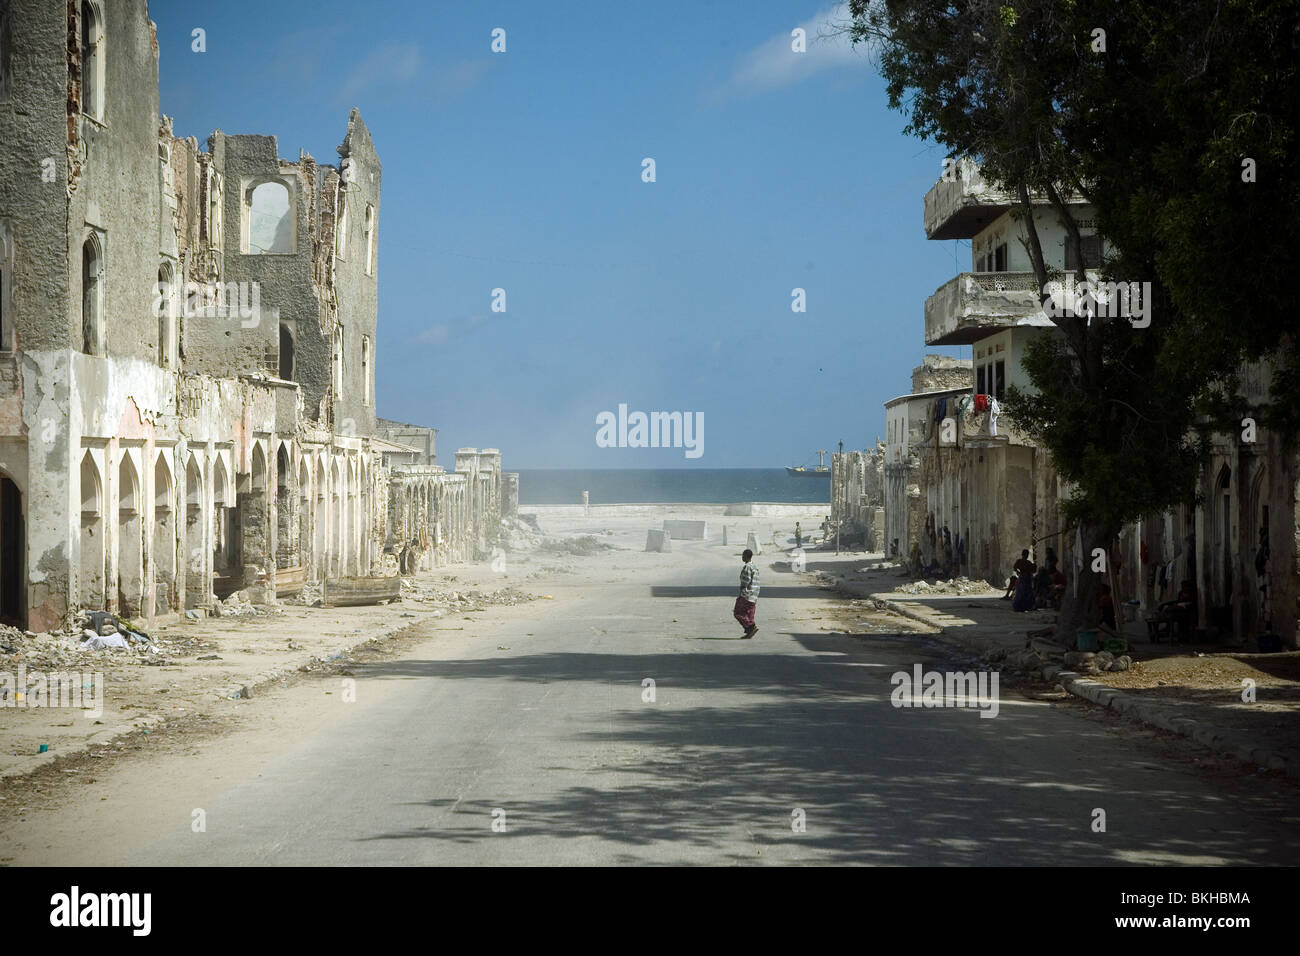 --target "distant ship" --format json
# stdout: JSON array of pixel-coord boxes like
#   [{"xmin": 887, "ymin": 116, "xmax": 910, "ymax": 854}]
[{"xmin": 786, "ymin": 450, "xmax": 831, "ymax": 478}]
